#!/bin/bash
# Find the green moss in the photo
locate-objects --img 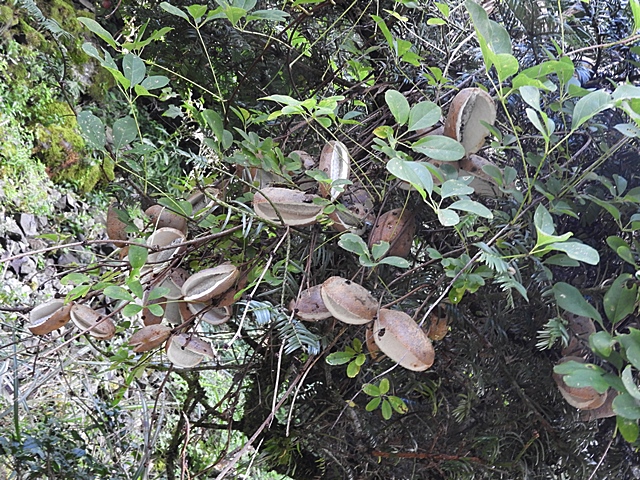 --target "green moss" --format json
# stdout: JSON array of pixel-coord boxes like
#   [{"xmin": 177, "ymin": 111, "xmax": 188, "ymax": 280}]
[{"xmin": 18, "ymin": 18, "xmax": 46, "ymax": 49}]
